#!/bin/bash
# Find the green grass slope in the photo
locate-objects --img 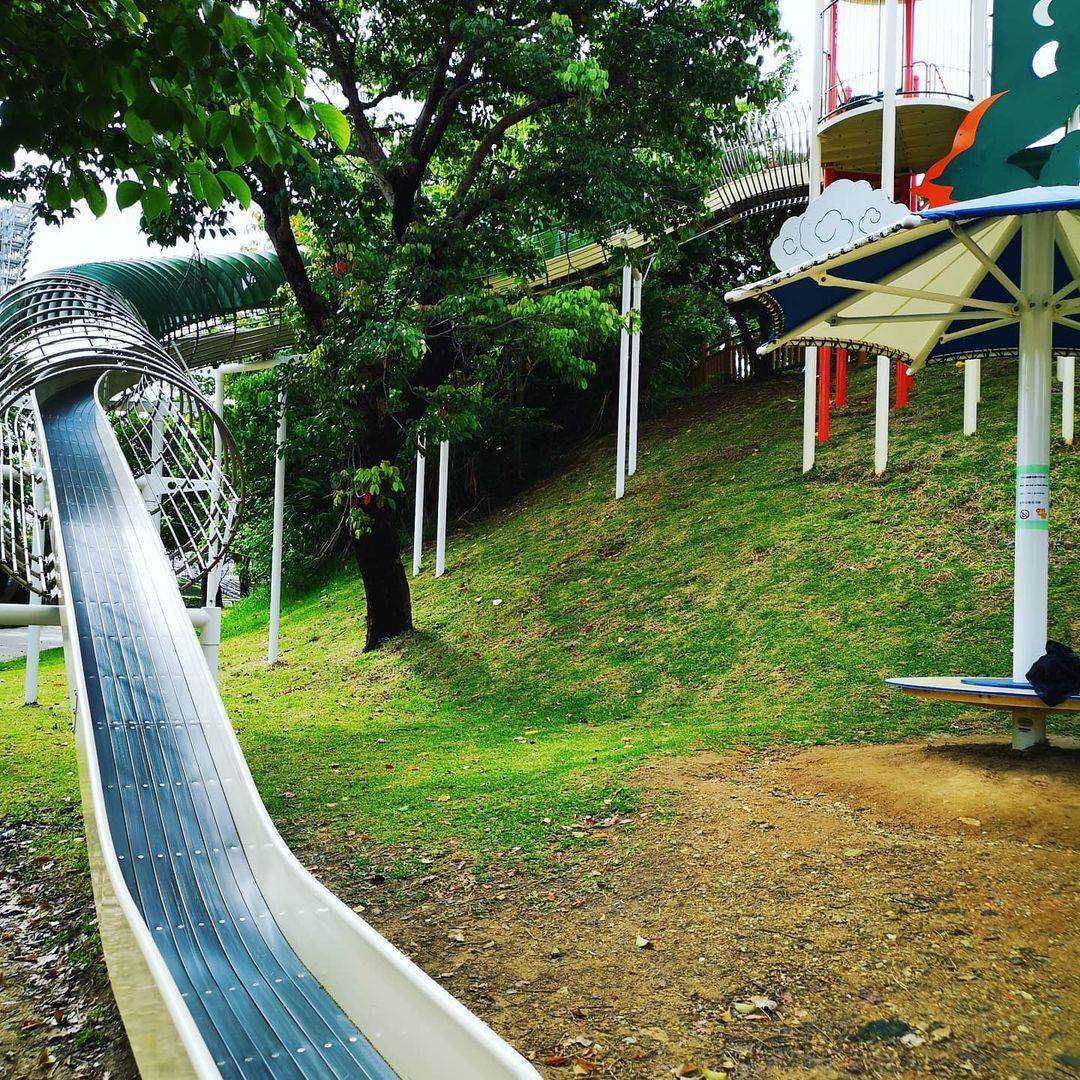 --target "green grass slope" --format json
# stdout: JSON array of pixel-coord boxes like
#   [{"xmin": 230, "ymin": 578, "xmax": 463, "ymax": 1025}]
[{"xmin": 2, "ymin": 359, "xmax": 1077, "ymax": 875}]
